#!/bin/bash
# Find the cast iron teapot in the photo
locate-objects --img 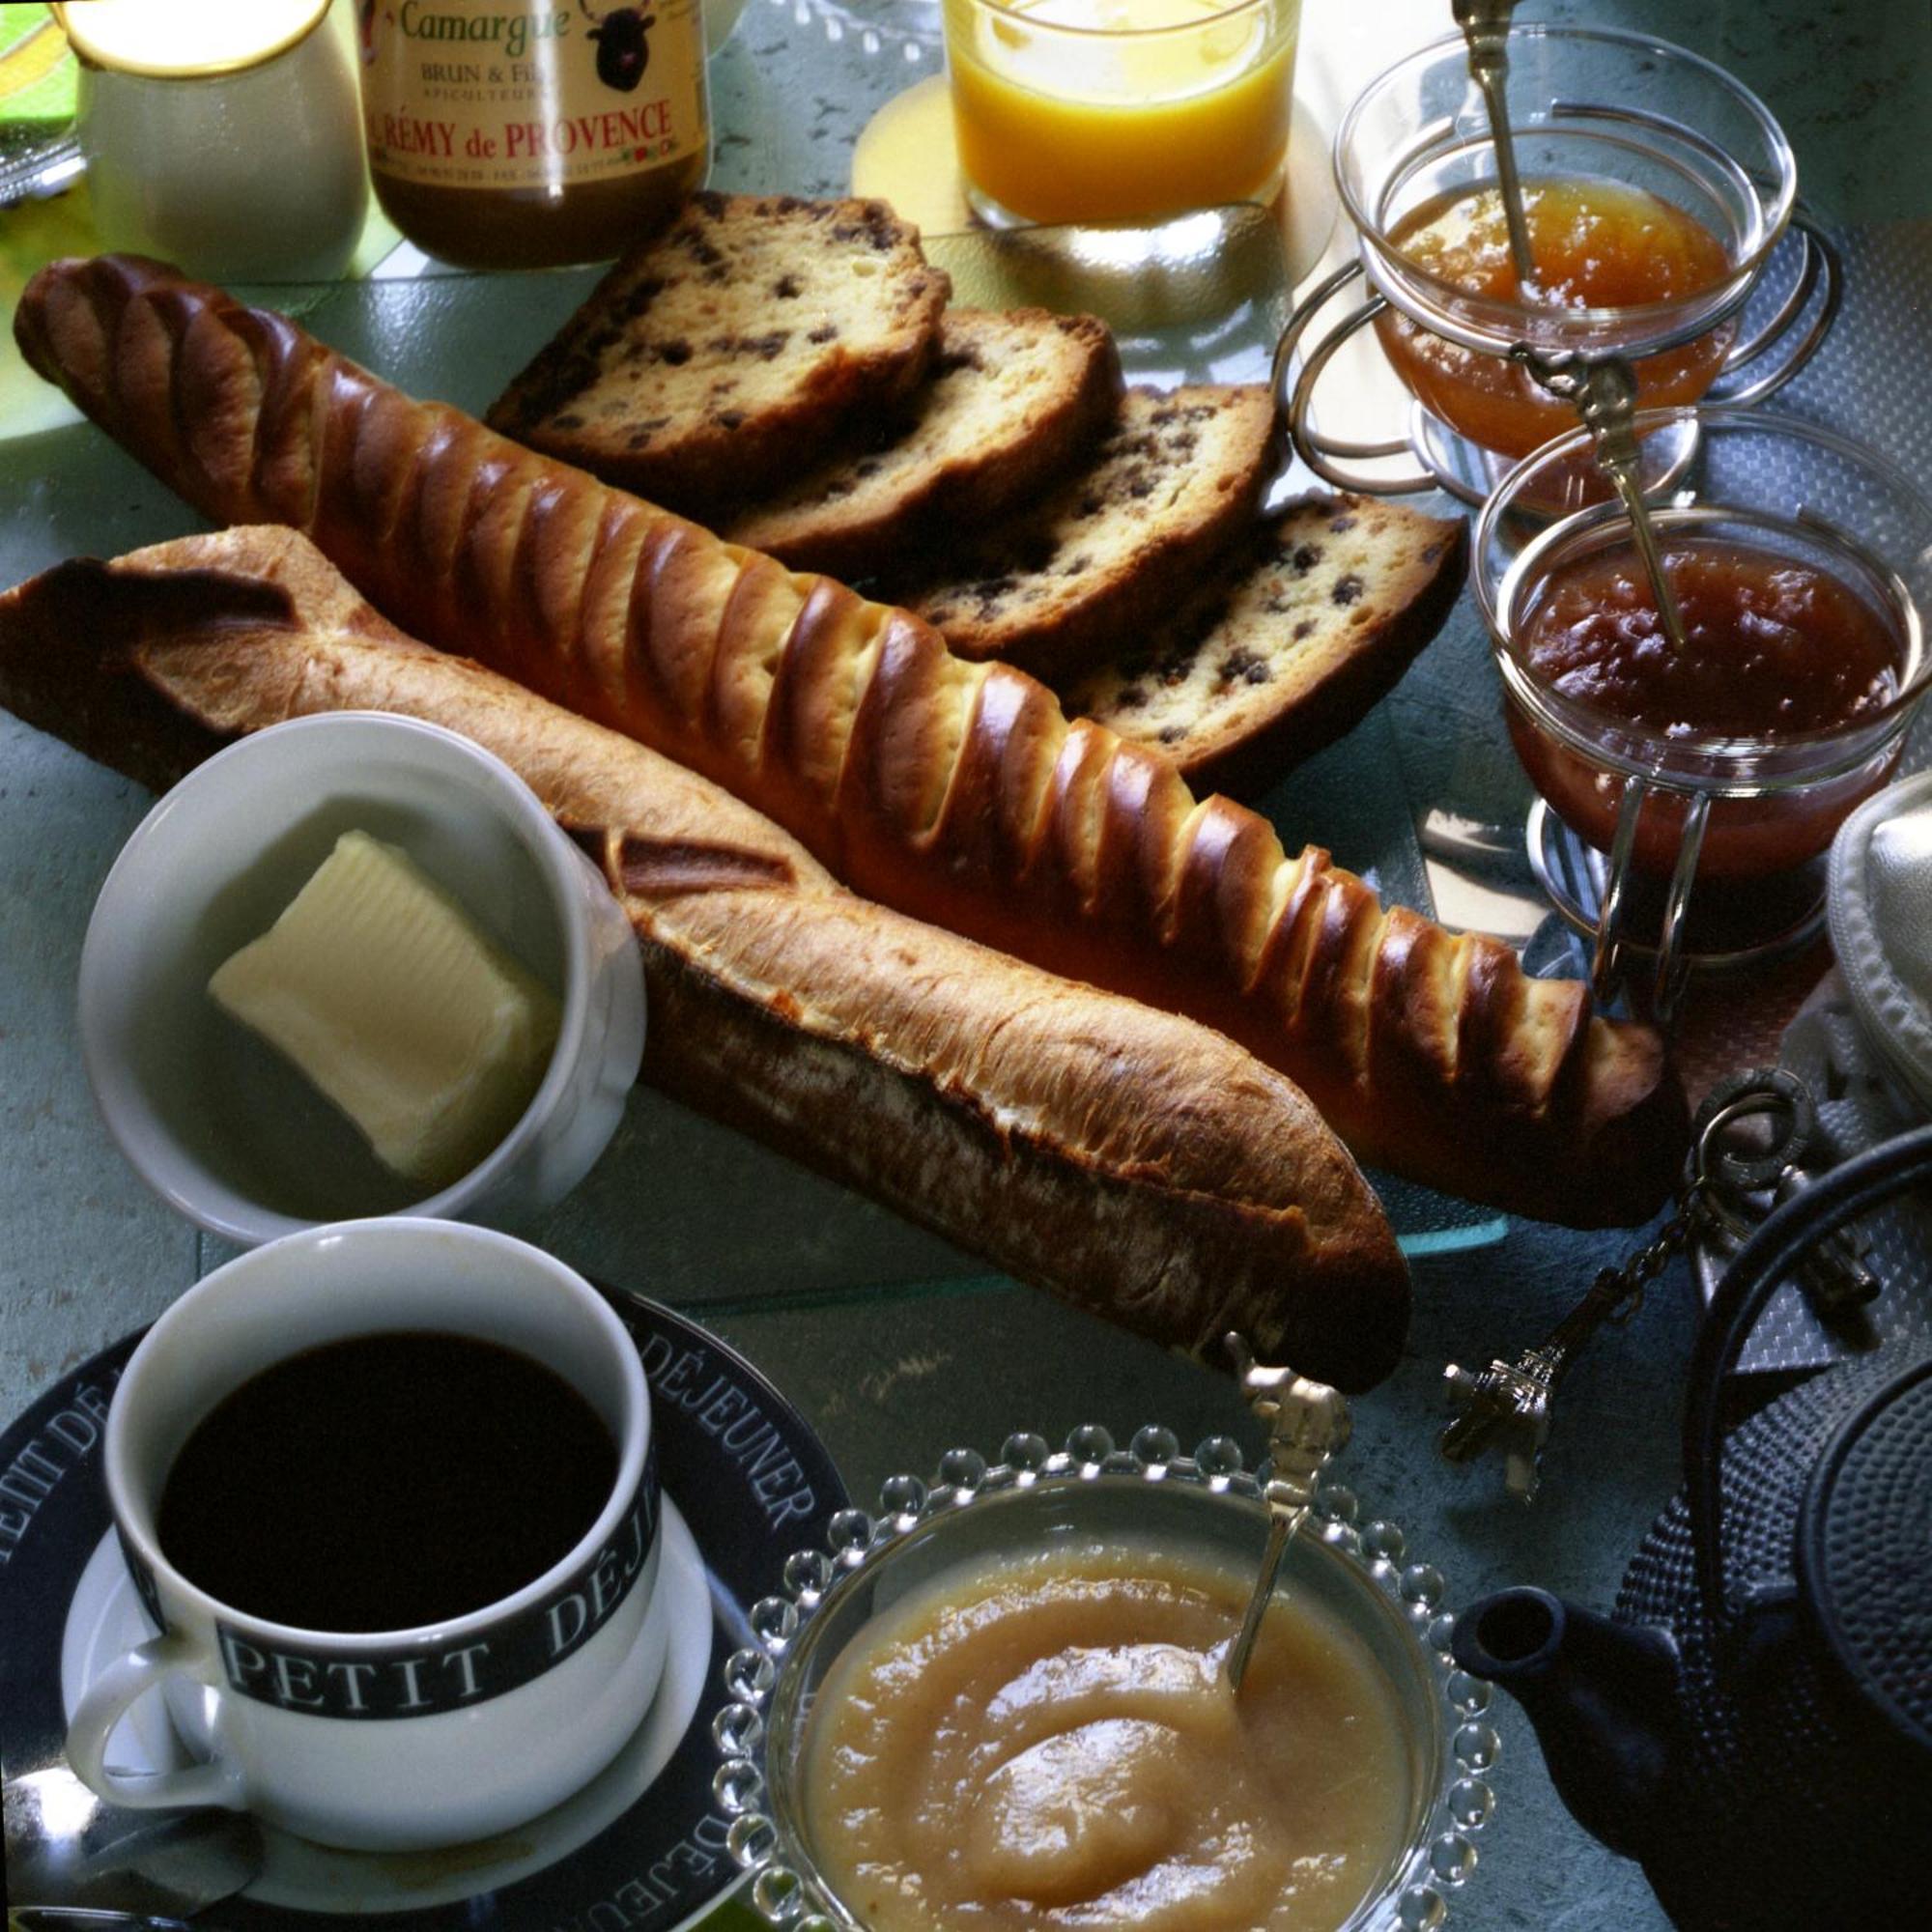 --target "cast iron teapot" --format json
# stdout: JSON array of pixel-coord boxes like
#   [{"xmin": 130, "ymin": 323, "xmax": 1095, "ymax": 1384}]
[{"xmin": 1452, "ymin": 1125, "xmax": 1932, "ymax": 1931}]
